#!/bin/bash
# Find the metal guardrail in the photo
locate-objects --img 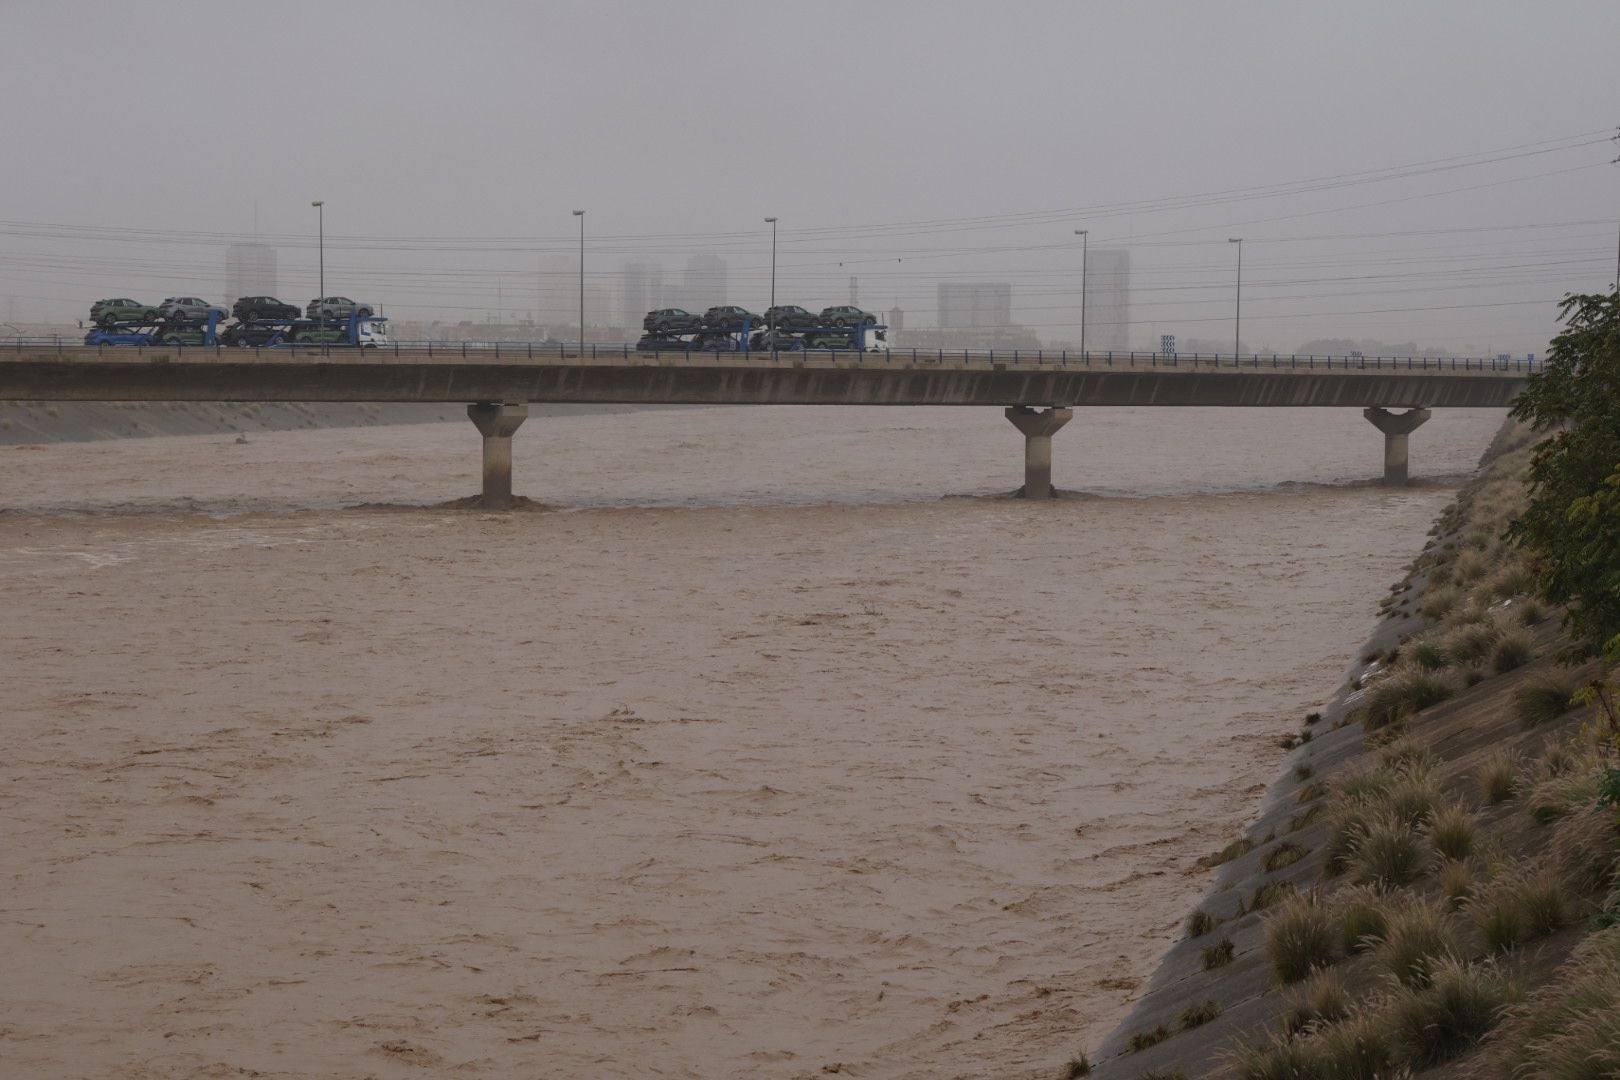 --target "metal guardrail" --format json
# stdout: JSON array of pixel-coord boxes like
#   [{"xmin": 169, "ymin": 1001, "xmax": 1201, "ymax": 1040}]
[{"xmin": 1, "ymin": 336, "xmax": 1542, "ymax": 374}]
